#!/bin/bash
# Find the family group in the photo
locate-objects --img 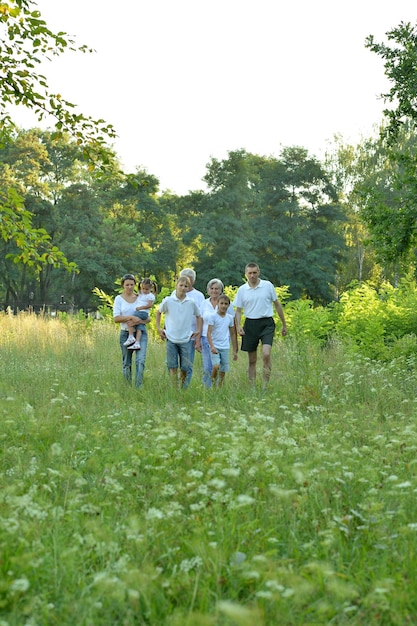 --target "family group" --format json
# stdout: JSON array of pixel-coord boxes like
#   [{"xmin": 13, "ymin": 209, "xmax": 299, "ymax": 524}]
[{"xmin": 112, "ymin": 264, "xmax": 287, "ymax": 389}]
